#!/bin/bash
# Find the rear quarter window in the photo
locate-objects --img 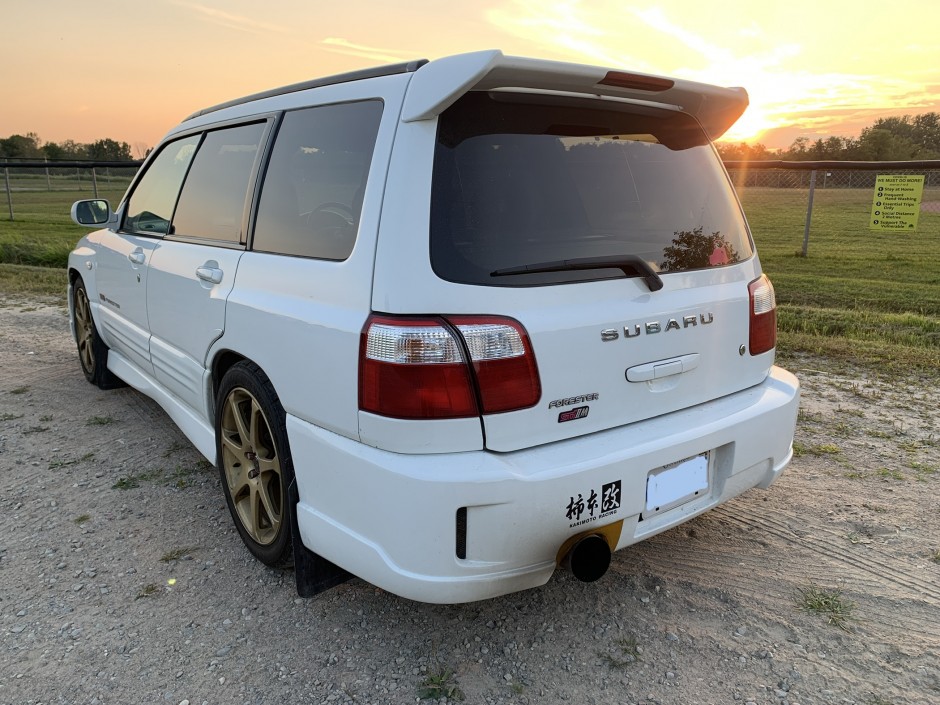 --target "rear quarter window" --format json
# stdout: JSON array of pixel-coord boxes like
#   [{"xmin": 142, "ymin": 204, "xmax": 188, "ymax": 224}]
[
  {"xmin": 252, "ymin": 100, "xmax": 383, "ymax": 260},
  {"xmin": 431, "ymin": 92, "xmax": 753, "ymax": 286}
]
